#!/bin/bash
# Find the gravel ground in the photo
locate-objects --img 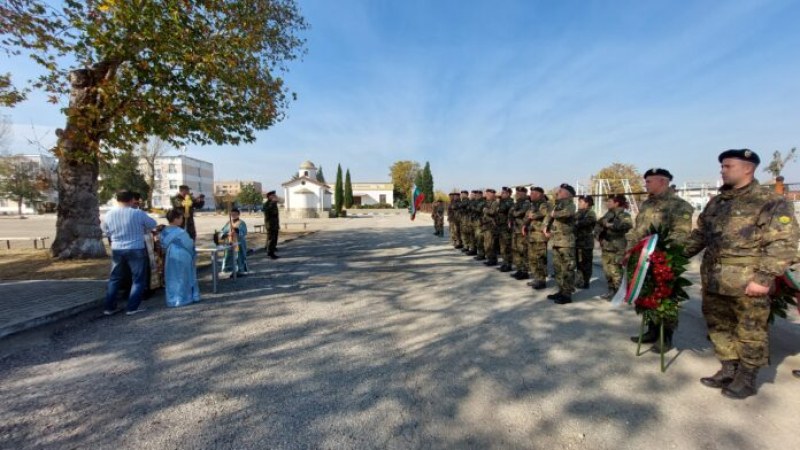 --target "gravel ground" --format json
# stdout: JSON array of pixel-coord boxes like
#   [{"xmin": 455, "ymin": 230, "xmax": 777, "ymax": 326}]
[{"xmin": 1, "ymin": 215, "xmax": 799, "ymax": 449}]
